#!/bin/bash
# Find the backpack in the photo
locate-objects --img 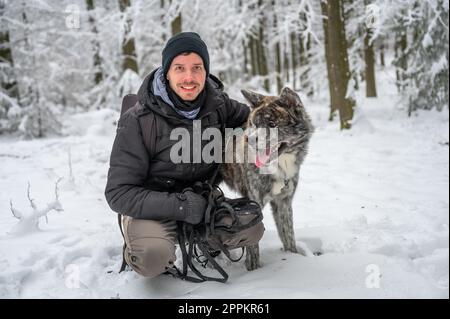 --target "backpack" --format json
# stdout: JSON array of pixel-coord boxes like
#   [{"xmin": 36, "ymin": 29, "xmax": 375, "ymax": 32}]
[
  {"xmin": 116, "ymin": 94, "xmax": 263, "ymax": 283},
  {"xmin": 170, "ymin": 180, "xmax": 263, "ymax": 283},
  {"xmin": 119, "ymin": 94, "xmax": 155, "ymax": 156}
]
